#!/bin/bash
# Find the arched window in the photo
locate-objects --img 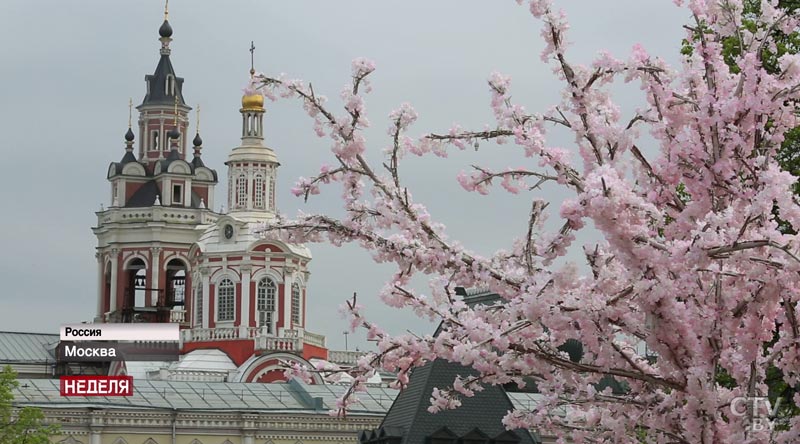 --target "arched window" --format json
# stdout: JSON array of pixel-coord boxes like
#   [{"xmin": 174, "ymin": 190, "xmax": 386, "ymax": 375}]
[
  {"xmin": 257, "ymin": 278, "xmax": 276, "ymax": 312},
  {"xmin": 216, "ymin": 278, "xmax": 235, "ymax": 322},
  {"xmin": 253, "ymin": 173, "xmax": 264, "ymax": 208},
  {"xmin": 291, "ymin": 283, "xmax": 301, "ymax": 326},
  {"xmin": 257, "ymin": 278, "xmax": 276, "ymax": 332},
  {"xmin": 236, "ymin": 174, "xmax": 247, "ymax": 208},
  {"xmin": 165, "ymin": 259, "xmax": 186, "ymax": 306},
  {"xmin": 125, "ymin": 258, "xmax": 147, "ymax": 309}
]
